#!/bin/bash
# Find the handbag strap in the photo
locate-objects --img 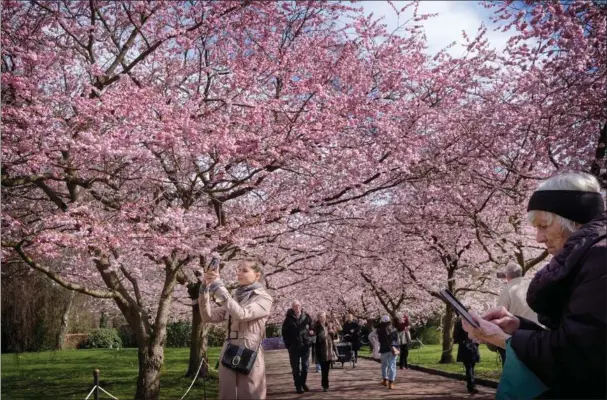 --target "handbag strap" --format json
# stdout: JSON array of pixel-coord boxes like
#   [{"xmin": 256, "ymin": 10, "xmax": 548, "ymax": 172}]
[{"xmin": 225, "ymin": 295, "xmax": 265, "ymax": 352}]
